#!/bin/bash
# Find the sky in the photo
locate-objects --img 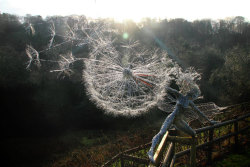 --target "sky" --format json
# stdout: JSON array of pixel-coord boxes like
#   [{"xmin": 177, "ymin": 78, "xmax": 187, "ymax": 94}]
[{"xmin": 0, "ymin": 0, "xmax": 249, "ymax": 22}]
